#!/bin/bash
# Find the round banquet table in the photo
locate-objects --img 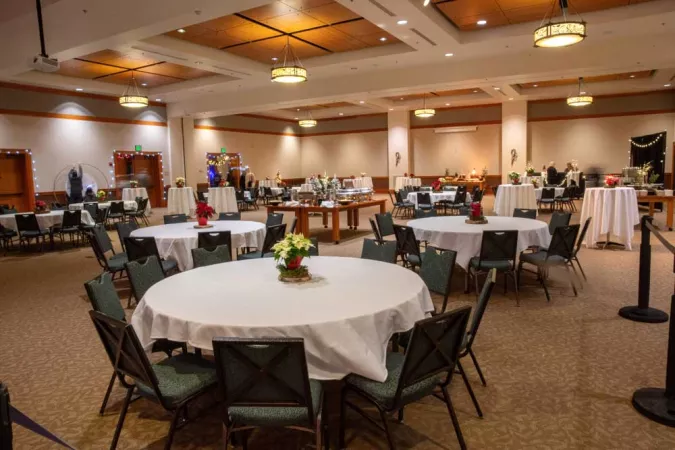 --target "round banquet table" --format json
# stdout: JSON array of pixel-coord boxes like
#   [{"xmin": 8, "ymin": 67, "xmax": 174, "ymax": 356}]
[
  {"xmin": 68, "ymin": 200, "xmax": 137, "ymax": 211},
  {"xmin": 167, "ymin": 187, "xmax": 196, "ymax": 216},
  {"xmin": 408, "ymin": 216, "xmax": 551, "ymax": 269},
  {"xmin": 0, "ymin": 210, "xmax": 94, "ymax": 231},
  {"xmin": 122, "ymin": 187, "xmax": 152, "ymax": 214},
  {"xmin": 207, "ymin": 187, "xmax": 237, "ymax": 214},
  {"xmin": 130, "ymin": 221, "xmax": 265, "ymax": 271},
  {"xmin": 131, "ymin": 256, "xmax": 434, "ymax": 381},
  {"xmin": 580, "ymin": 187, "xmax": 639, "ymax": 250},
  {"xmin": 406, "ymin": 191, "xmax": 472, "ymax": 209},
  {"xmin": 494, "ymin": 184, "xmax": 537, "ymax": 216},
  {"xmin": 394, "ymin": 177, "xmax": 422, "ymax": 191}
]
